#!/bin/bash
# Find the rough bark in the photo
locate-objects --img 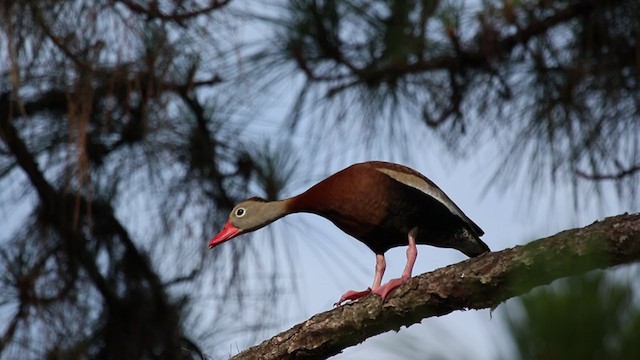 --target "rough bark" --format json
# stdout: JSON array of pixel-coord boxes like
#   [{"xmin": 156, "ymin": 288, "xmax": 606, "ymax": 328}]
[{"xmin": 231, "ymin": 213, "xmax": 640, "ymax": 360}]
